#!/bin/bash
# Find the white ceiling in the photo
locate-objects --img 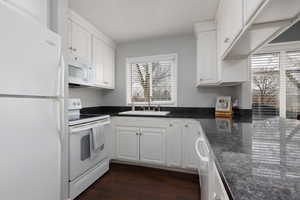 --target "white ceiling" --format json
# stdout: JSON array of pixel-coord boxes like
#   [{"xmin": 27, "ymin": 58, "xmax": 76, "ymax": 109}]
[{"xmin": 69, "ymin": 0, "xmax": 220, "ymax": 43}]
